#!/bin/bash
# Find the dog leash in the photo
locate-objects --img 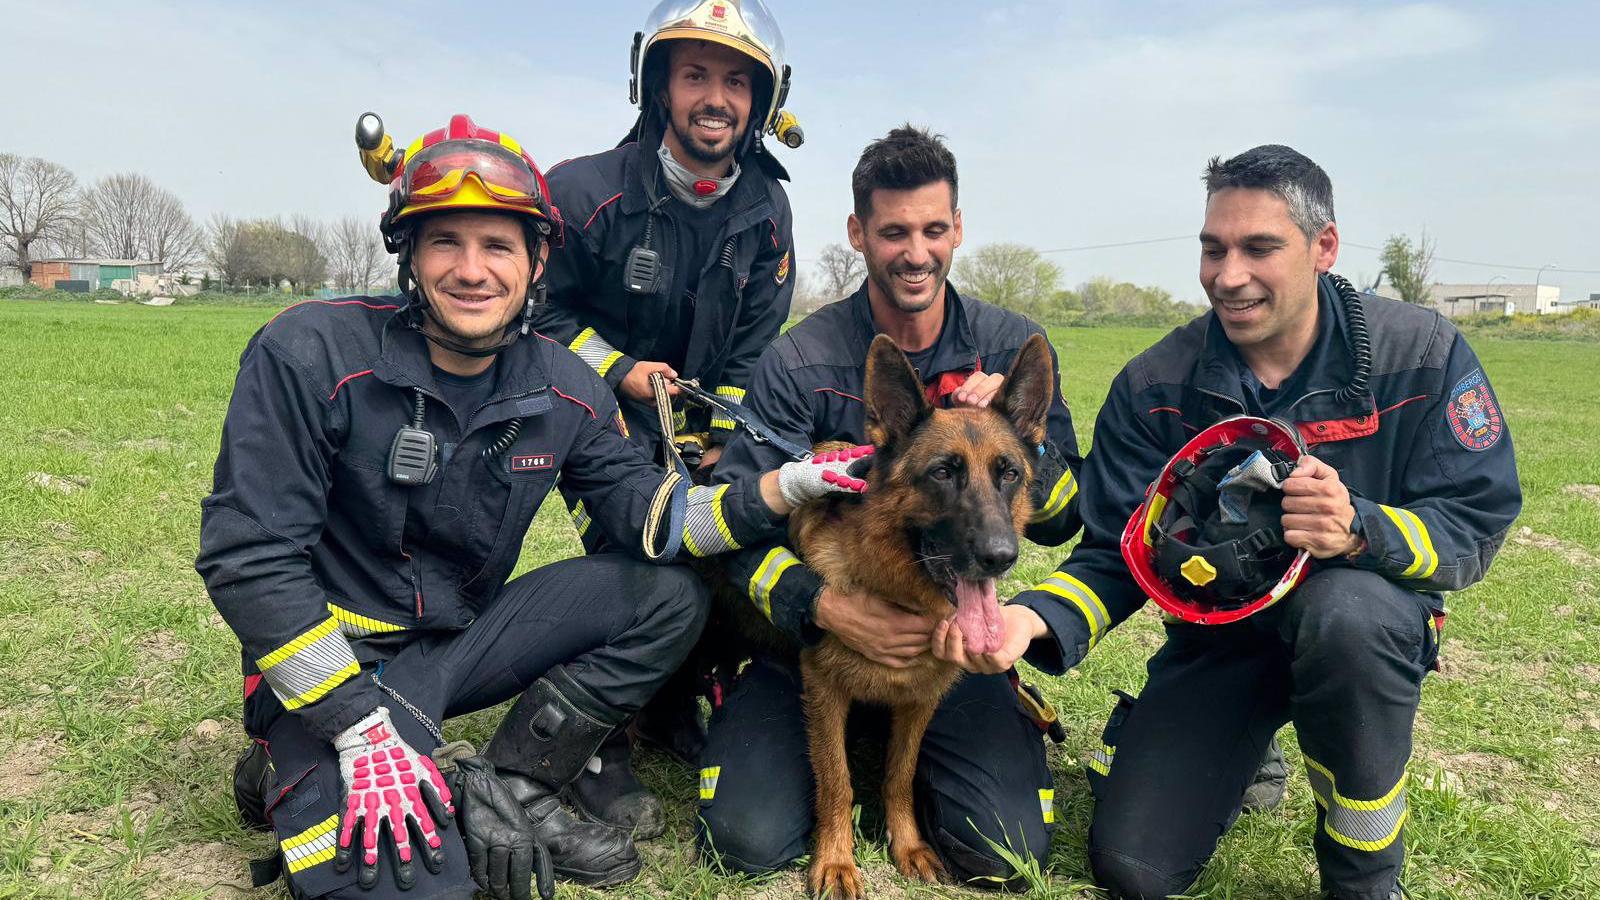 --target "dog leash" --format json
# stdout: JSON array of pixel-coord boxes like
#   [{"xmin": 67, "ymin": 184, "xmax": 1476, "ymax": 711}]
[
  {"xmin": 670, "ymin": 377, "xmax": 812, "ymax": 463},
  {"xmin": 642, "ymin": 372, "xmax": 691, "ymax": 562}
]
